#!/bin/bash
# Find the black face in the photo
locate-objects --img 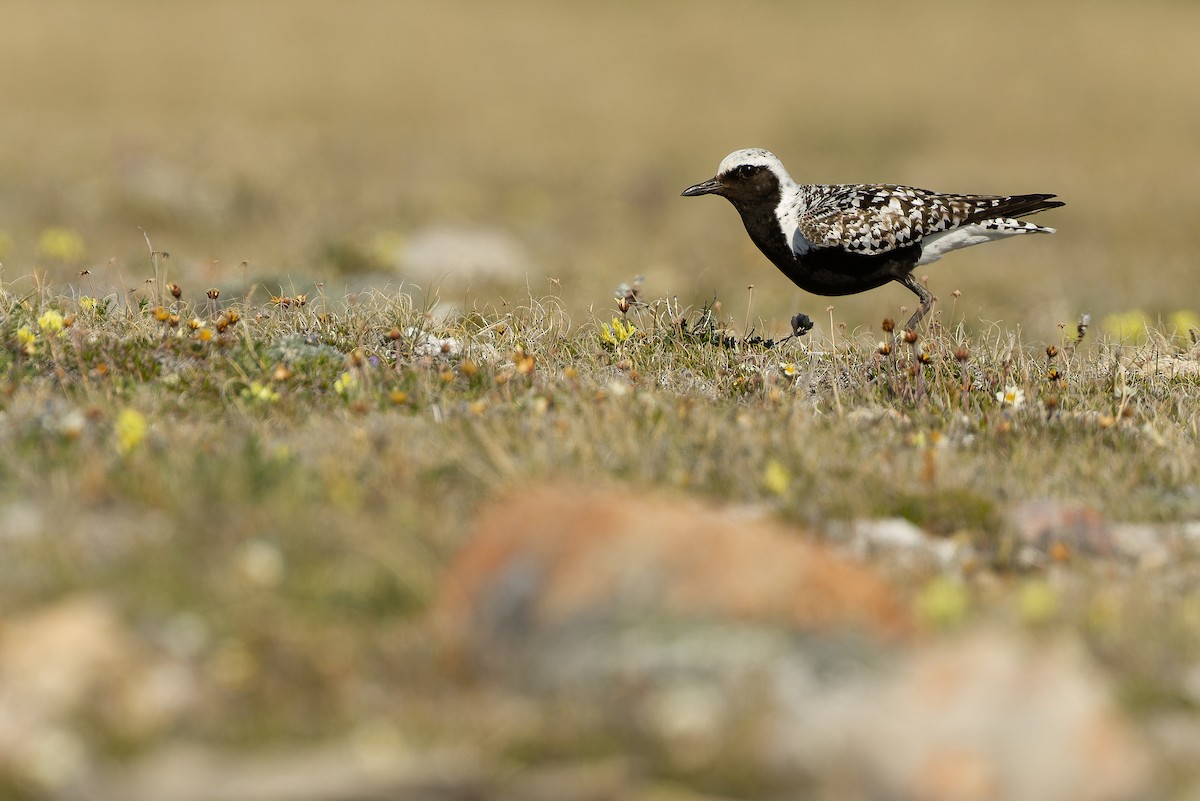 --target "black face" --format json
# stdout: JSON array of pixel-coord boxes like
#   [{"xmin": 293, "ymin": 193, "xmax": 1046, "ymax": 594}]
[
  {"xmin": 727, "ymin": 164, "xmax": 763, "ymax": 180},
  {"xmin": 681, "ymin": 162, "xmax": 779, "ymax": 206},
  {"xmin": 716, "ymin": 163, "xmax": 779, "ymax": 207}
]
